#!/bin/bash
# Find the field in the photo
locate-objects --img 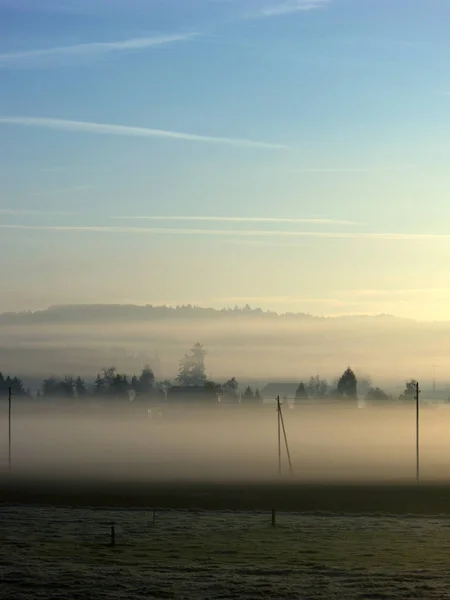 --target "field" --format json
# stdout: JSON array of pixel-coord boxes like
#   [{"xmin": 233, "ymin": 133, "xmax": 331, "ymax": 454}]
[
  {"xmin": 4, "ymin": 405, "xmax": 450, "ymax": 598},
  {"xmin": 2, "ymin": 502, "xmax": 450, "ymax": 599}
]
